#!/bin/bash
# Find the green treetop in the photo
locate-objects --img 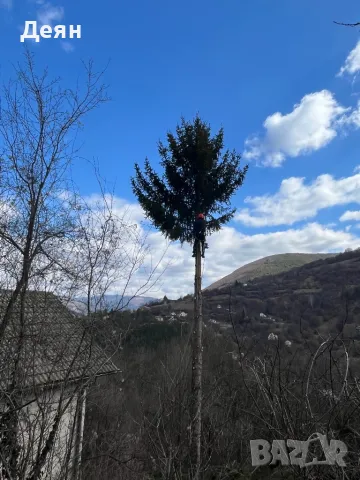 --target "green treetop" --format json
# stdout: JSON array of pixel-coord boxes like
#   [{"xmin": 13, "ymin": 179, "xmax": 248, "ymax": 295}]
[{"xmin": 131, "ymin": 115, "xmax": 248, "ymax": 244}]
